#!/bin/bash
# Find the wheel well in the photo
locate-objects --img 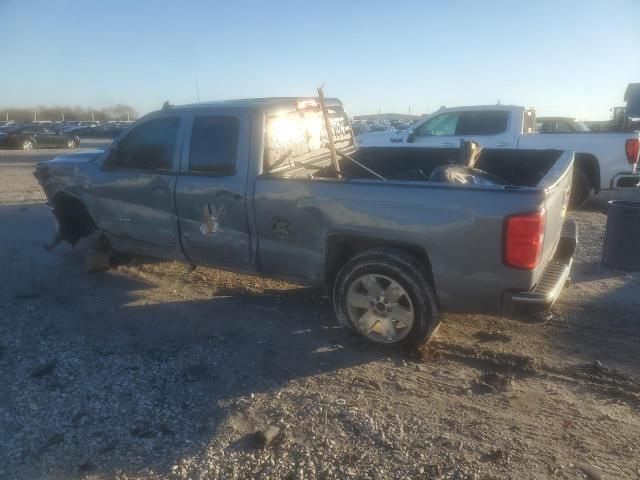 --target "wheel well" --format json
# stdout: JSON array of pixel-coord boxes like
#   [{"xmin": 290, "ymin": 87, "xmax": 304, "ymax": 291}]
[
  {"xmin": 574, "ymin": 153, "xmax": 600, "ymax": 193},
  {"xmin": 52, "ymin": 194, "xmax": 96, "ymax": 244},
  {"xmin": 324, "ymin": 234, "xmax": 436, "ymax": 298}
]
